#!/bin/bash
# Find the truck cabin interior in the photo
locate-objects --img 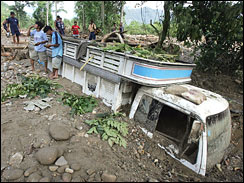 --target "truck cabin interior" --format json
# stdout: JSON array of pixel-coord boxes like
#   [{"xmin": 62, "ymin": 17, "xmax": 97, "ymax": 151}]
[{"xmin": 134, "ymin": 95, "xmax": 200, "ymax": 164}]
